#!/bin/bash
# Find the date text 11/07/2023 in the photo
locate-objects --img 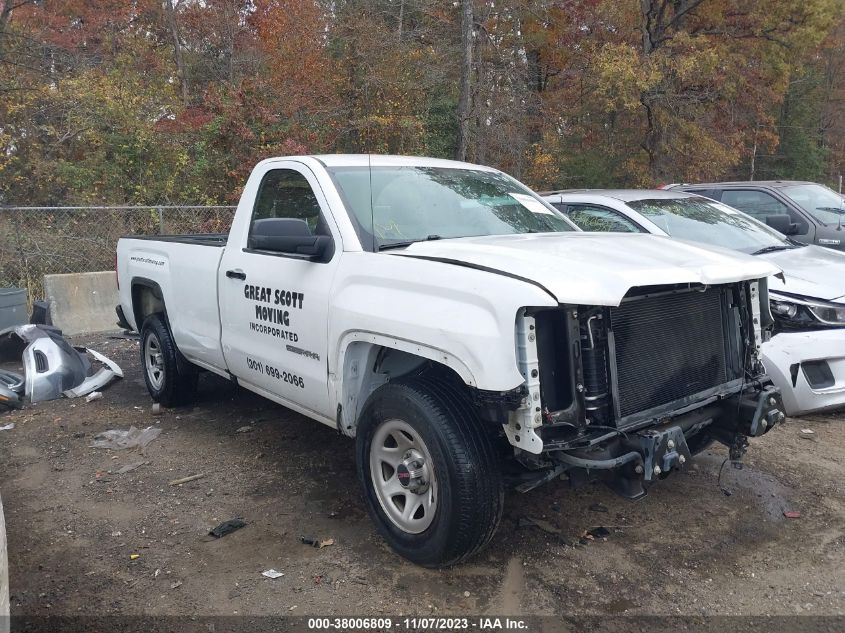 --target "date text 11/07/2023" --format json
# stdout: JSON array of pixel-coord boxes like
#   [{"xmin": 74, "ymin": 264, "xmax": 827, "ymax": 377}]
[{"xmin": 307, "ymin": 617, "xmax": 529, "ymax": 631}]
